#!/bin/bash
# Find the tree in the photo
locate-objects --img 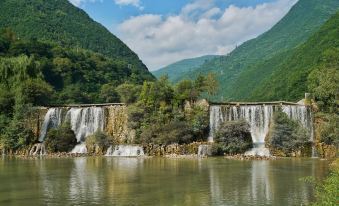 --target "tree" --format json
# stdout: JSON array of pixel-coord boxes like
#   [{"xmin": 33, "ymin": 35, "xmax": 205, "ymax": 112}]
[
  {"xmin": 267, "ymin": 110, "xmax": 309, "ymax": 155},
  {"xmin": 99, "ymin": 83, "xmax": 120, "ymax": 103},
  {"xmin": 45, "ymin": 122, "xmax": 77, "ymax": 153},
  {"xmin": 214, "ymin": 120, "xmax": 253, "ymax": 155},
  {"xmin": 116, "ymin": 83, "xmax": 141, "ymax": 104},
  {"xmin": 205, "ymin": 72, "xmax": 219, "ymax": 99}
]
